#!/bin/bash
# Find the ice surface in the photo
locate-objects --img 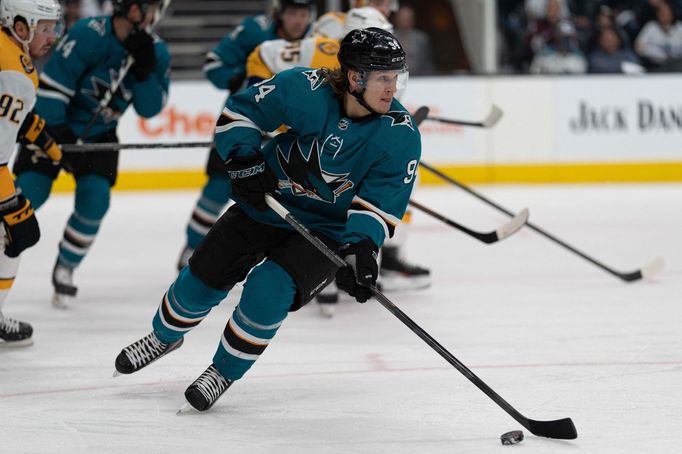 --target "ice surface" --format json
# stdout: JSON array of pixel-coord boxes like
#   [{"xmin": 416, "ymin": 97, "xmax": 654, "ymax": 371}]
[{"xmin": 1, "ymin": 184, "xmax": 680, "ymax": 453}]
